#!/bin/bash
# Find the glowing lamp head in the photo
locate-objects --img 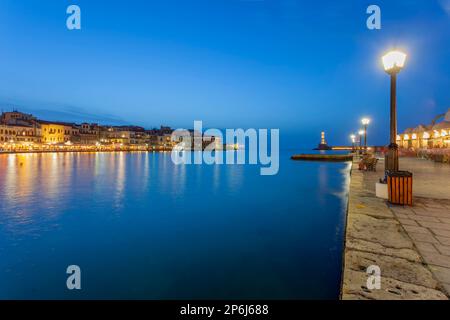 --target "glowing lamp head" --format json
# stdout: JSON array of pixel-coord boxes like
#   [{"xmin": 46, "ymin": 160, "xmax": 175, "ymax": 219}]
[
  {"xmin": 361, "ymin": 118, "xmax": 370, "ymax": 126},
  {"xmin": 358, "ymin": 130, "xmax": 364, "ymax": 136},
  {"xmin": 382, "ymin": 50, "xmax": 407, "ymax": 74}
]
